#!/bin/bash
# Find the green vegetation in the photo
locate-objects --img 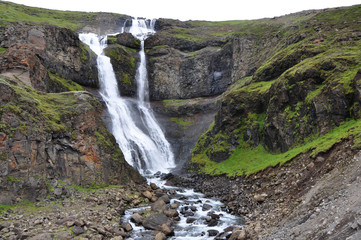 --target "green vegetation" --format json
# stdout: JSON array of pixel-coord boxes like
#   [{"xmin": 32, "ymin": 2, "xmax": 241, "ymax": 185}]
[
  {"xmin": 0, "ymin": 1, "xmax": 125, "ymax": 31},
  {"xmin": 0, "ymin": 75, "xmax": 89, "ymax": 135},
  {"xmin": 0, "ymin": 47, "xmax": 7, "ymax": 54},
  {"xmin": 7, "ymin": 176, "xmax": 21, "ymax": 183},
  {"xmin": 190, "ymin": 4, "xmax": 361, "ymax": 178},
  {"xmin": 170, "ymin": 117, "xmax": 195, "ymax": 129},
  {"xmin": 48, "ymin": 71, "xmax": 84, "ymax": 92},
  {"xmin": 193, "ymin": 119, "xmax": 361, "ymax": 176}
]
